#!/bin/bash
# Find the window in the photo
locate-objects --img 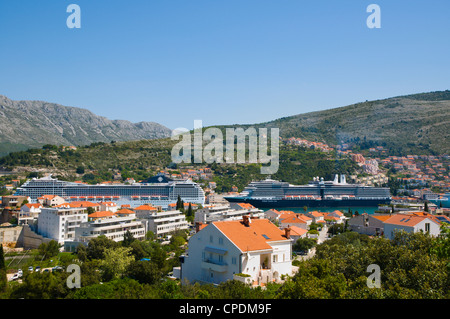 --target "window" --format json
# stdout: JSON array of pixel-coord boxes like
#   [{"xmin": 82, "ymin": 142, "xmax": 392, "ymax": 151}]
[
  {"xmin": 232, "ymin": 257, "xmax": 236, "ymax": 265},
  {"xmin": 425, "ymin": 223, "xmax": 430, "ymax": 232},
  {"xmin": 219, "ymin": 237, "xmax": 223, "ymax": 245},
  {"xmin": 209, "ymin": 235, "xmax": 213, "ymax": 243},
  {"xmin": 273, "ymin": 254, "xmax": 278, "ymax": 263}
]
